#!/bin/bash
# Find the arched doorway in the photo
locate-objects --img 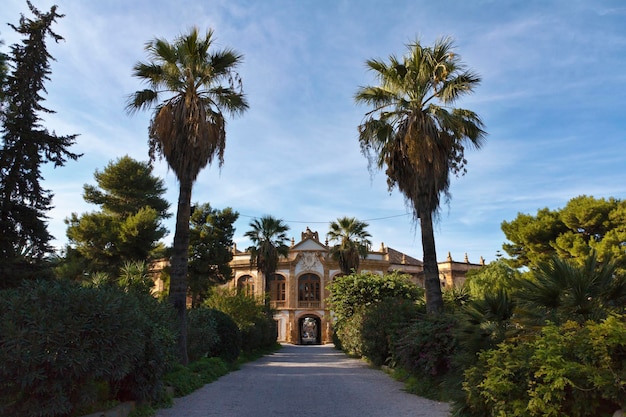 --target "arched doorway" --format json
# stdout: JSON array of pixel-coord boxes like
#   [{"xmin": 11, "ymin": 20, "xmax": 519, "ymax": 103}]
[{"xmin": 298, "ymin": 315, "xmax": 321, "ymax": 345}]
